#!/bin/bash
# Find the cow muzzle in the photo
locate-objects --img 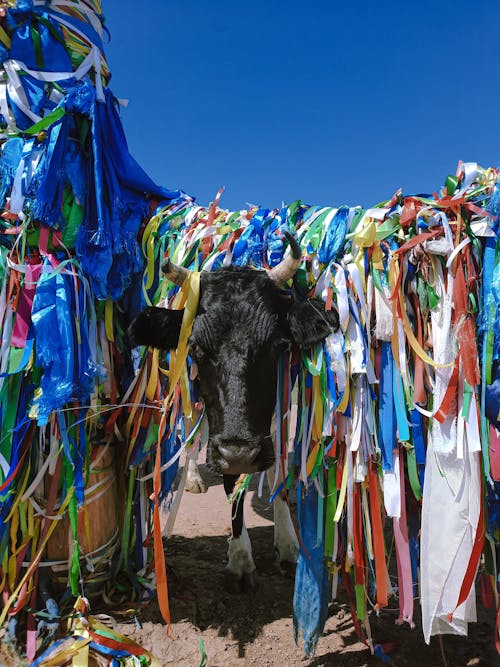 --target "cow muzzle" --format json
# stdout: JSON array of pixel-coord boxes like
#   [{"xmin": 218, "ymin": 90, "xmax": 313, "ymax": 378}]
[{"xmin": 210, "ymin": 436, "xmax": 275, "ymax": 475}]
